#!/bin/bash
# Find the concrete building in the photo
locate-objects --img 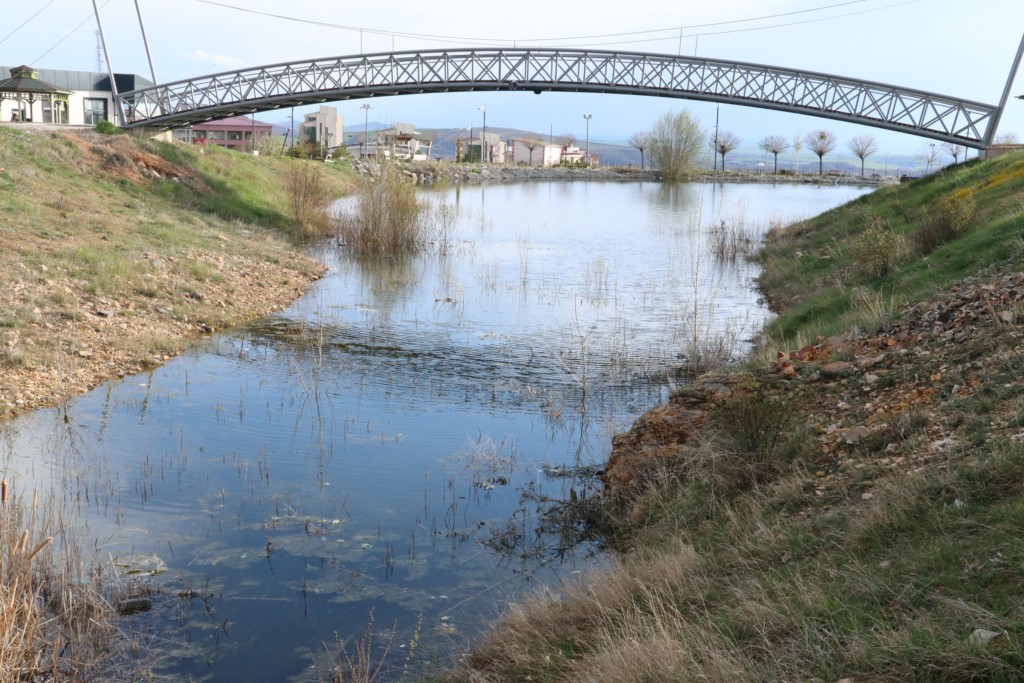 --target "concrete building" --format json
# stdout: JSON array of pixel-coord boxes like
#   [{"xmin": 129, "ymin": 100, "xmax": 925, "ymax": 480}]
[
  {"xmin": 301, "ymin": 105, "xmax": 343, "ymax": 155},
  {"xmin": 0, "ymin": 64, "xmax": 152, "ymax": 126},
  {"xmin": 510, "ymin": 138, "xmax": 562, "ymax": 167}
]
